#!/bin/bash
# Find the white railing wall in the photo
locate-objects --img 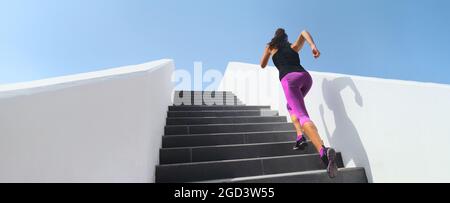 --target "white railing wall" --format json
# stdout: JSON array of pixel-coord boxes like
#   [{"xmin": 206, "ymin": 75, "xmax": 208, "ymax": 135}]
[
  {"xmin": 218, "ymin": 62, "xmax": 450, "ymax": 183},
  {"xmin": 0, "ymin": 59, "xmax": 175, "ymax": 183}
]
